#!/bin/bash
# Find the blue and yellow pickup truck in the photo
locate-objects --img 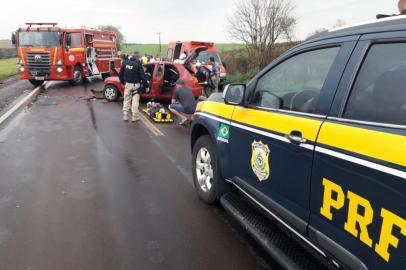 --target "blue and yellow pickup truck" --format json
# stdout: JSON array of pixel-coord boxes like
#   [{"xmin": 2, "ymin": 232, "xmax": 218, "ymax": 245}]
[{"xmin": 190, "ymin": 16, "xmax": 406, "ymax": 270}]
